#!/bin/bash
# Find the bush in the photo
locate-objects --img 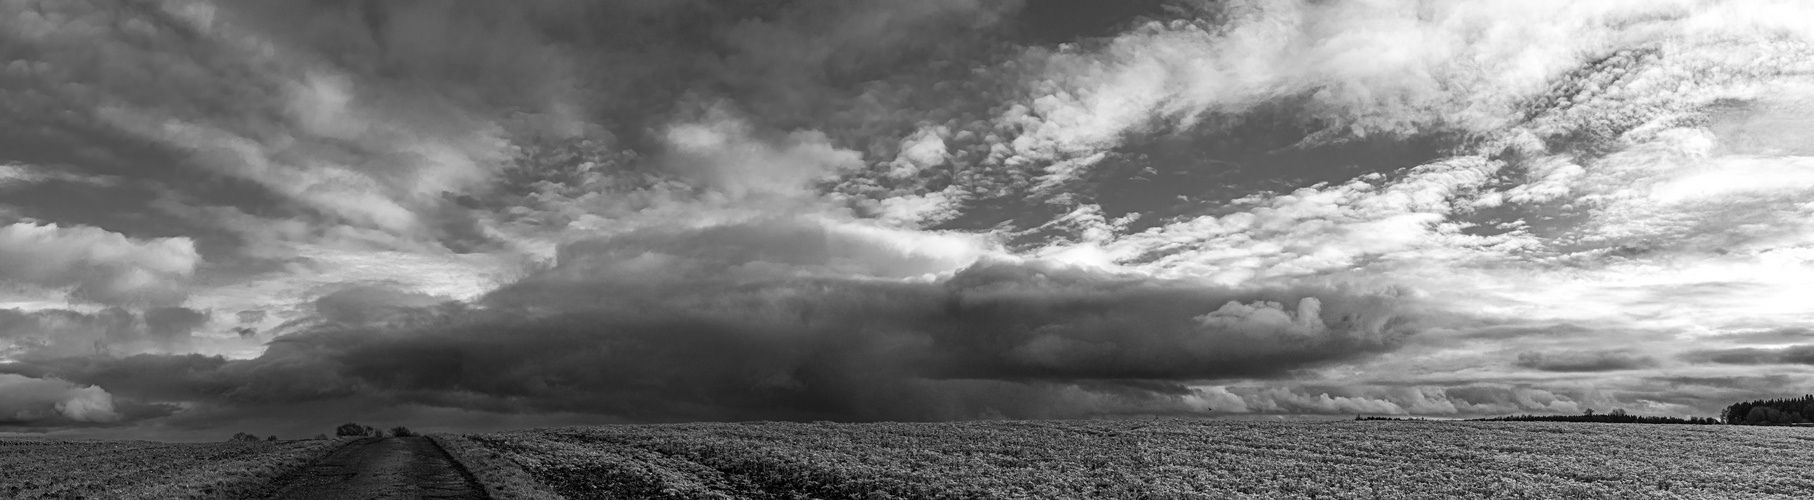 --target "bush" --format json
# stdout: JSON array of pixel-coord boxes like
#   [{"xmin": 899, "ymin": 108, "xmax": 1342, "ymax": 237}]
[
  {"xmin": 229, "ymin": 432, "xmax": 262, "ymax": 442},
  {"xmin": 336, "ymin": 423, "xmax": 369, "ymax": 437},
  {"xmin": 391, "ymin": 426, "xmax": 416, "ymax": 437},
  {"xmin": 314, "ymin": 434, "xmax": 329, "ymax": 440},
  {"xmin": 267, "ymin": 435, "xmax": 278, "ymax": 441}
]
